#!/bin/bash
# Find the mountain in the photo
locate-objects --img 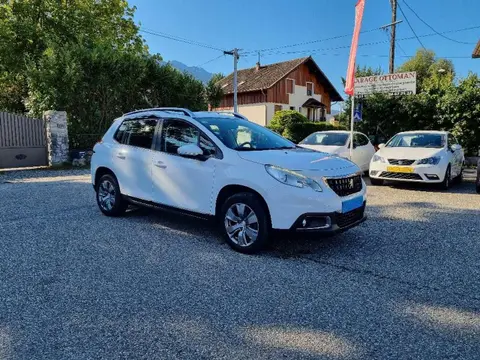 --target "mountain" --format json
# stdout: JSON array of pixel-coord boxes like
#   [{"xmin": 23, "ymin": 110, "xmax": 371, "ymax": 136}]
[{"xmin": 163, "ymin": 60, "xmax": 214, "ymax": 83}]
